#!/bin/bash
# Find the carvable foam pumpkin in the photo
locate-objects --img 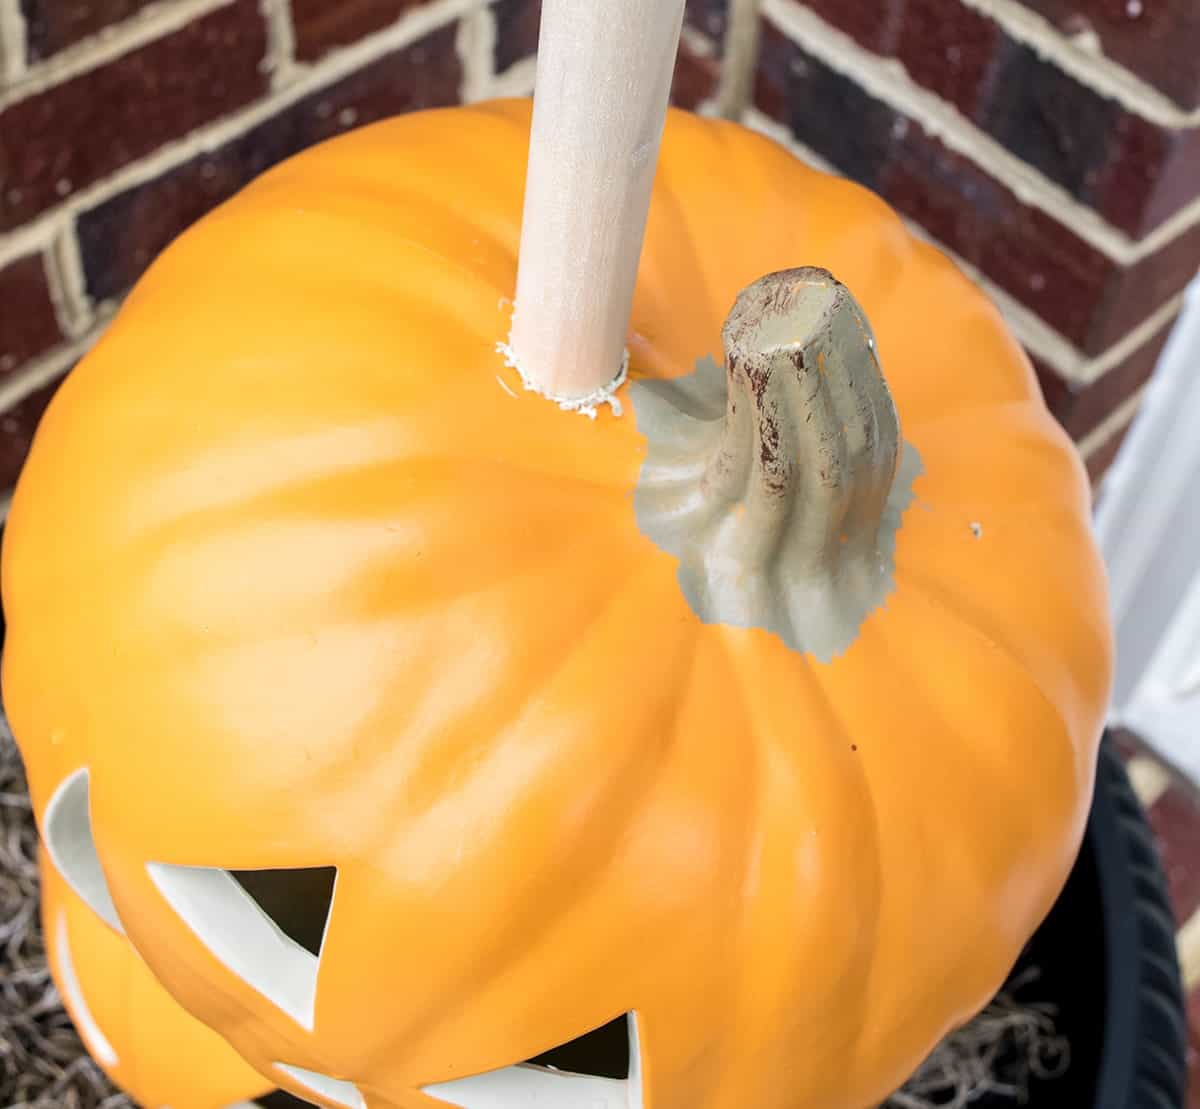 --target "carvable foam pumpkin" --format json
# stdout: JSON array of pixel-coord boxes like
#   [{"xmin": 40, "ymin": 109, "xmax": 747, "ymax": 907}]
[{"xmin": 2, "ymin": 98, "xmax": 1112, "ymax": 1109}]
